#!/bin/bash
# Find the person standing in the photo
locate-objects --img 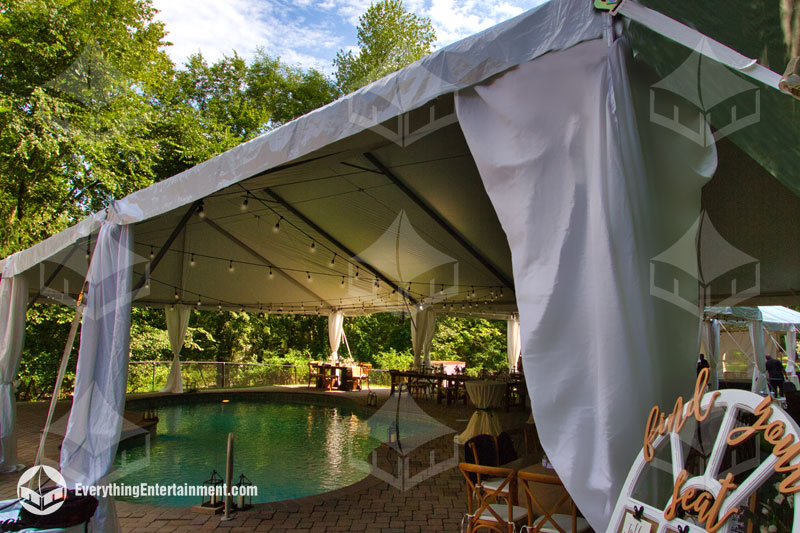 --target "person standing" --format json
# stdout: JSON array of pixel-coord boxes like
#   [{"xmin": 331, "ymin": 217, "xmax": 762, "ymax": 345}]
[
  {"xmin": 766, "ymin": 354, "xmax": 788, "ymax": 397},
  {"xmin": 697, "ymin": 353, "xmax": 710, "ymax": 376}
]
